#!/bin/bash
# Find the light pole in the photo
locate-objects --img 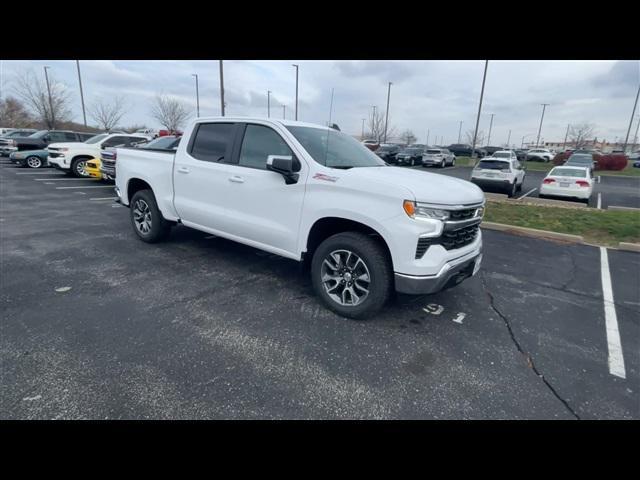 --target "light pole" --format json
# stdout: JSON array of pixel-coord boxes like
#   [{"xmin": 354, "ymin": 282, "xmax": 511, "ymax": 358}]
[
  {"xmin": 43, "ymin": 66, "xmax": 55, "ymax": 129},
  {"xmin": 506, "ymin": 129, "xmax": 511, "ymax": 148},
  {"xmin": 361, "ymin": 118, "xmax": 365, "ymax": 139},
  {"xmin": 563, "ymin": 124, "xmax": 570, "ymax": 150},
  {"xmin": 282, "ymin": 104, "xmax": 286, "ymax": 119},
  {"xmin": 192, "ymin": 74, "xmax": 200, "ymax": 117},
  {"xmin": 471, "ymin": 60, "xmax": 489, "ymax": 159},
  {"xmin": 219, "ymin": 60, "xmax": 225, "ymax": 116},
  {"xmin": 622, "ymin": 83, "xmax": 640, "ymax": 153},
  {"xmin": 426, "ymin": 129, "xmax": 430, "ymax": 145},
  {"xmin": 633, "ymin": 115, "xmax": 640, "ymax": 150},
  {"xmin": 458, "ymin": 121, "xmax": 463, "ymax": 143},
  {"xmin": 383, "ymin": 81, "xmax": 392, "ymax": 143},
  {"xmin": 292, "ymin": 64, "xmax": 299, "ymax": 121},
  {"xmin": 536, "ymin": 103, "xmax": 550, "ymax": 147},
  {"xmin": 487, "ymin": 113, "xmax": 495, "ymax": 145},
  {"xmin": 267, "ymin": 90, "xmax": 271, "ymax": 118},
  {"xmin": 328, "ymin": 88, "xmax": 334, "ymax": 125},
  {"xmin": 75, "ymin": 60, "xmax": 87, "ymax": 127}
]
